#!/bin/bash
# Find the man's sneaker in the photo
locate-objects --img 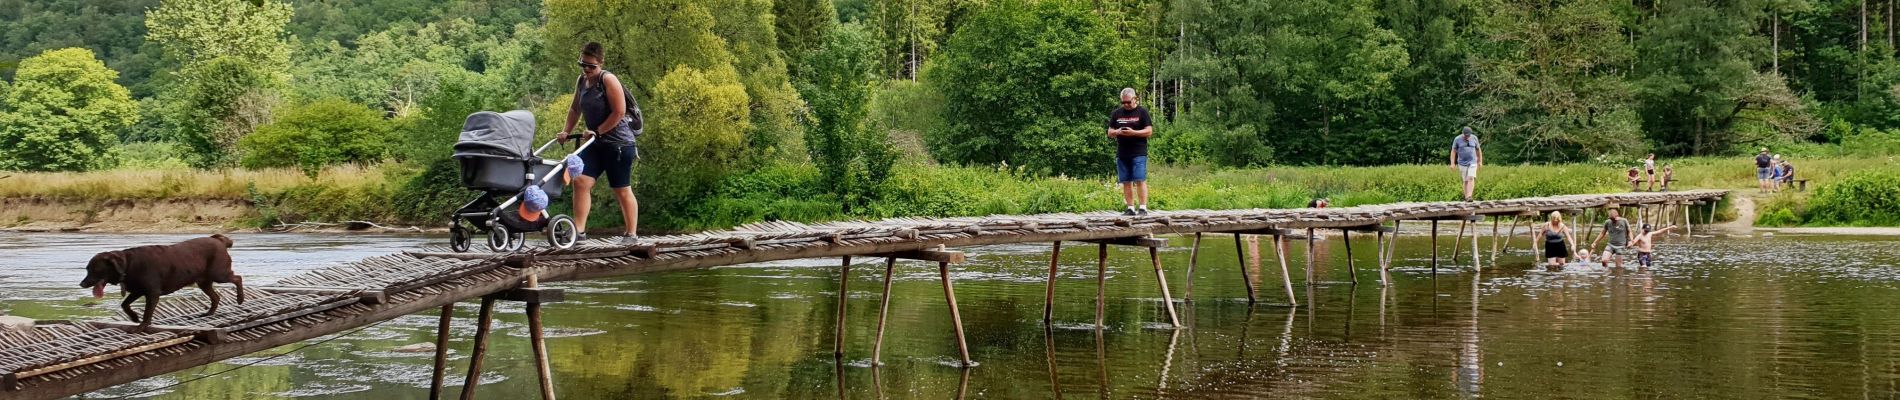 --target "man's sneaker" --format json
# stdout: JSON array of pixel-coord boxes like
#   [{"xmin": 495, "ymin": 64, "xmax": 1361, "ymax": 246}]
[
  {"xmin": 1121, "ymin": 207, "xmax": 1138, "ymax": 216},
  {"xmin": 1137, "ymin": 207, "xmax": 1150, "ymax": 216}
]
